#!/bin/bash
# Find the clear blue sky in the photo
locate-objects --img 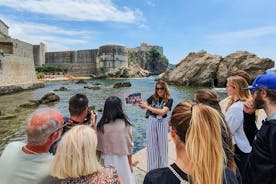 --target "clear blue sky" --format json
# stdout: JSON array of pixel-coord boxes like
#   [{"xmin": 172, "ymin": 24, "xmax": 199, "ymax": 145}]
[{"xmin": 1, "ymin": 0, "xmax": 275, "ymax": 64}]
